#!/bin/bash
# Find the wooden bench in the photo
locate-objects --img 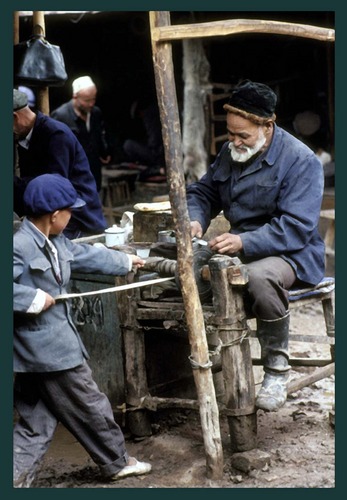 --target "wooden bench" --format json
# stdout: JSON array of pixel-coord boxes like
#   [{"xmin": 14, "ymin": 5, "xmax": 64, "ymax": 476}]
[{"xmin": 101, "ymin": 167, "xmax": 140, "ymax": 225}]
